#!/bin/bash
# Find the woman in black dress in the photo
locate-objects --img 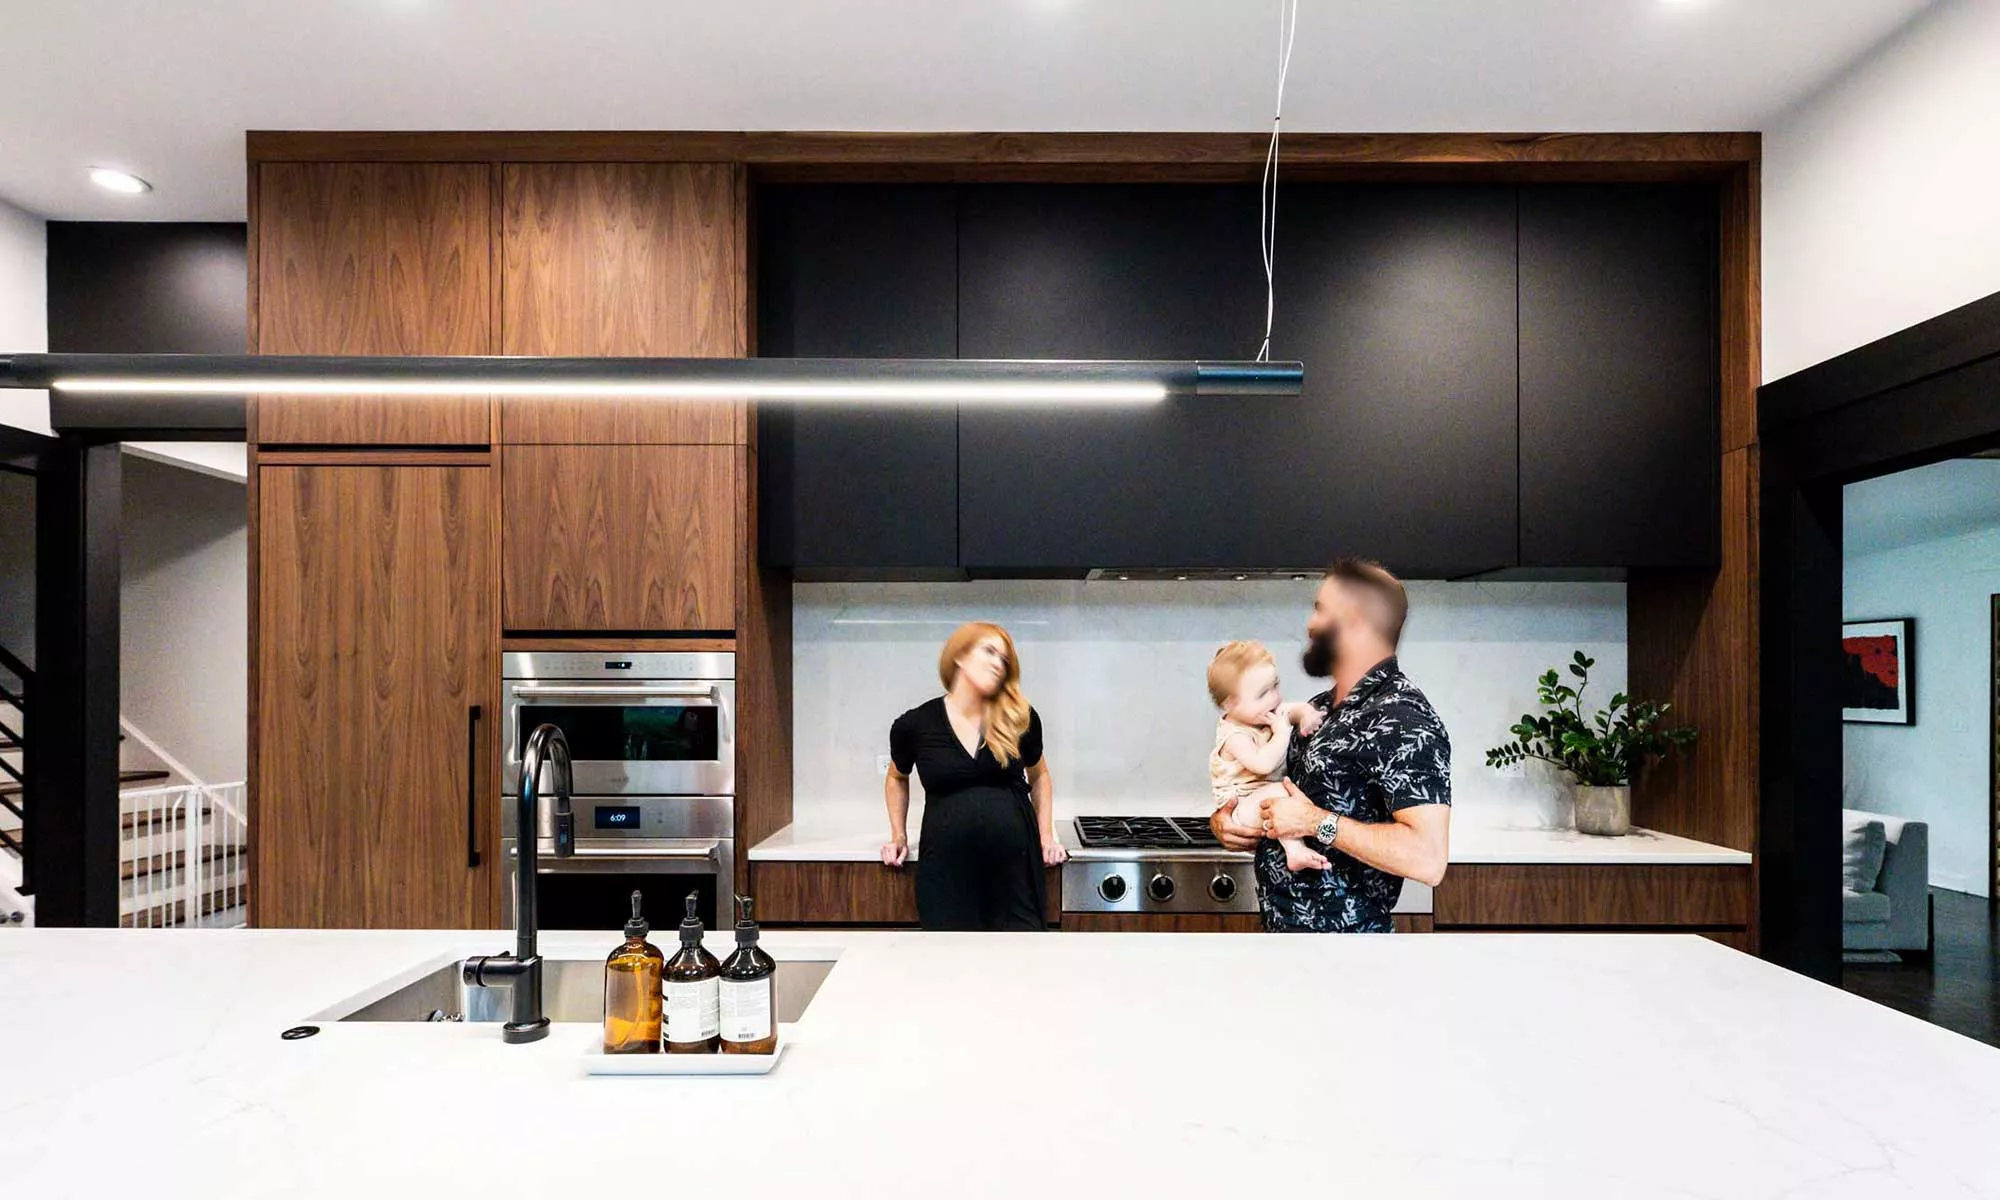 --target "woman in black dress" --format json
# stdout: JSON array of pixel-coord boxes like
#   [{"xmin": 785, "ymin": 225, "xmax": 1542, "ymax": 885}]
[{"xmin": 880, "ymin": 621, "xmax": 1065, "ymax": 930}]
